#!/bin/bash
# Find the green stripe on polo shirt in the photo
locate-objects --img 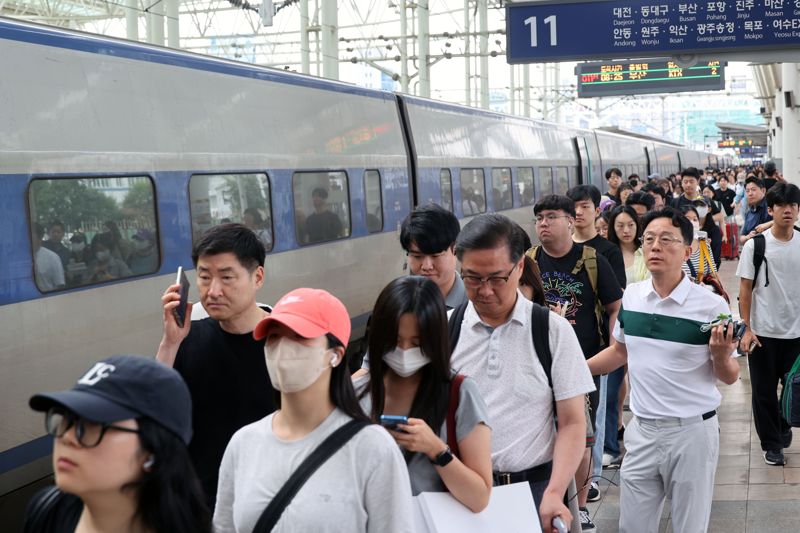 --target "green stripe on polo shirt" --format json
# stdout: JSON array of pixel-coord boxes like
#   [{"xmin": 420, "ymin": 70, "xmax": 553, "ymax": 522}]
[{"xmin": 619, "ymin": 308, "xmax": 710, "ymax": 345}]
